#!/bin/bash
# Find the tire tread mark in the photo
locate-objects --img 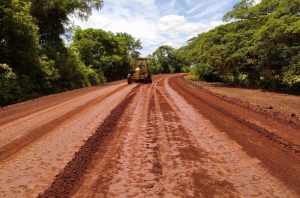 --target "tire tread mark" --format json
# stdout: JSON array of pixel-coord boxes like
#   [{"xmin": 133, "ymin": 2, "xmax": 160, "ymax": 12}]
[
  {"xmin": 170, "ymin": 77, "xmax": 300, "ymax": 154},
  {"xmin": 0, "ymin": 85, "xmax": 128, "ymax": 162},
  {"xmin": 38, "ymin": 86, "xmax": 138, "ymax": 198}
]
